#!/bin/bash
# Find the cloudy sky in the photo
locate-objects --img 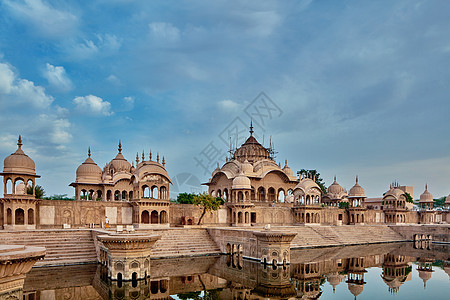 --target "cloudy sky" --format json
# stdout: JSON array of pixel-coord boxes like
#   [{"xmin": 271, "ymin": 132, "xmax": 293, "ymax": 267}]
[{"xmin": 1, "ymin": 0, "xmax": 449, "ymax": 199}]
